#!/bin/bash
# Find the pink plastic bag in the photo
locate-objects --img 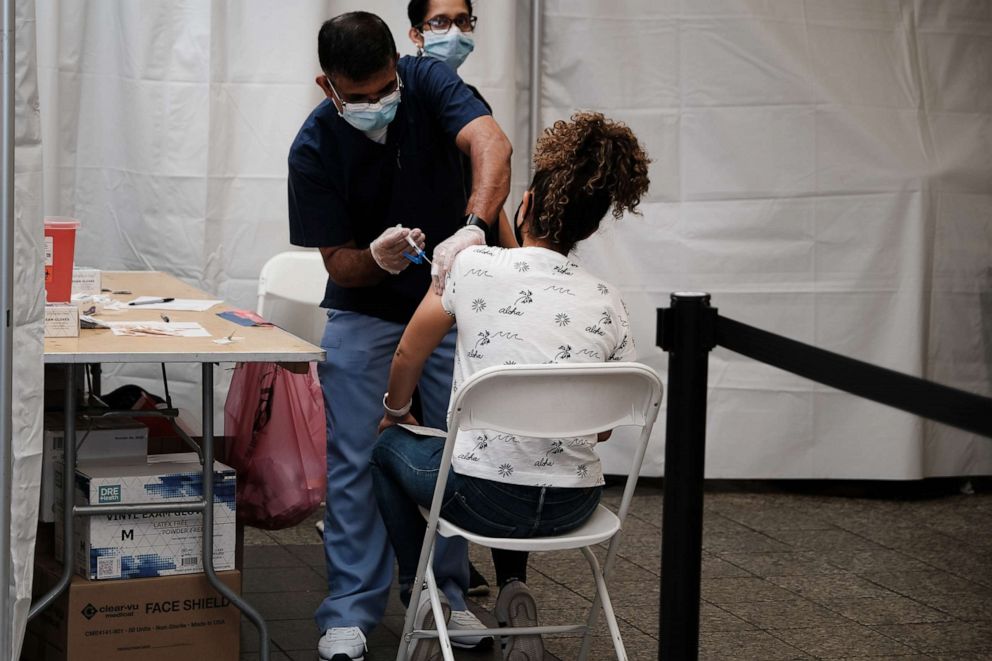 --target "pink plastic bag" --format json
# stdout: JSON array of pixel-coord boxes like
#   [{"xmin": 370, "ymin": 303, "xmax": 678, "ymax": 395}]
[{"xmin": 224, "ymin": 362, "xmax": 326, "ymax": 529}]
